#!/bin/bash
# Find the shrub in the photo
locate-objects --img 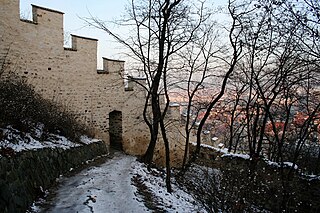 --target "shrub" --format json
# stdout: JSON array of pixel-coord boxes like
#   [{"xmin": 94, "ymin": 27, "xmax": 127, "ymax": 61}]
[
  {"xmin": 179, "ymin": 156, "xmax": 320, "ymax": 212},
  {"xmin": 0, "ymin": 74, "xmax": 93, "ymax": 142}
]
